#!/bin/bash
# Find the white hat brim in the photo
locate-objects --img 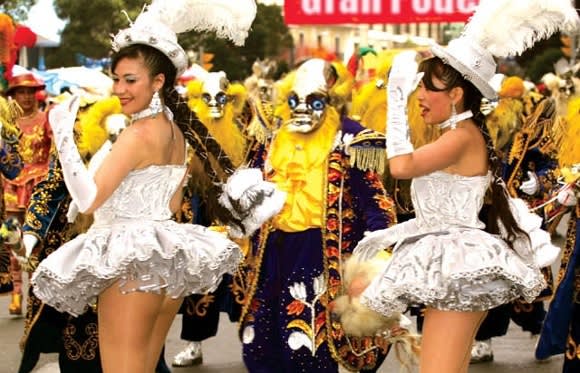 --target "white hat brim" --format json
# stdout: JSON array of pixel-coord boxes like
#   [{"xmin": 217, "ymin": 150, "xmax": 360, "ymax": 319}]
[{"xmin": 431, "ymin": 43, "xmax": 498, "ymax": 100}]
